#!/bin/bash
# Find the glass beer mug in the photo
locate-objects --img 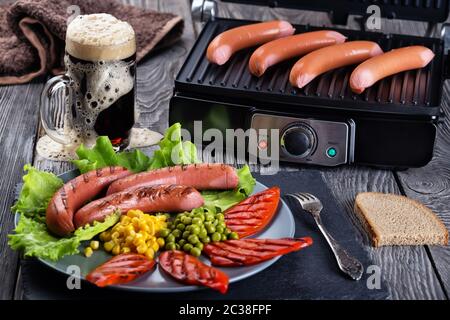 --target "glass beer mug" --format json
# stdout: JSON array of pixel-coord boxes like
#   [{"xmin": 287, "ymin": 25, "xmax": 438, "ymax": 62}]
[{"xmin": 40, "ymin": 13, "xmax": 136, "ymax": 149}]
